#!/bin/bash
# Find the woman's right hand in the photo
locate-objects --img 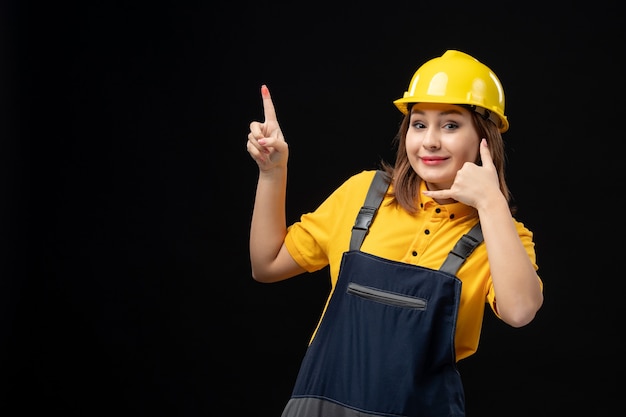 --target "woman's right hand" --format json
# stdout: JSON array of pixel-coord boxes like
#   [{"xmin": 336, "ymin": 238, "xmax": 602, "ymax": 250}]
[{"xmin": 247, "ymin": 85, "xmax": 289, "ymax": 172}]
